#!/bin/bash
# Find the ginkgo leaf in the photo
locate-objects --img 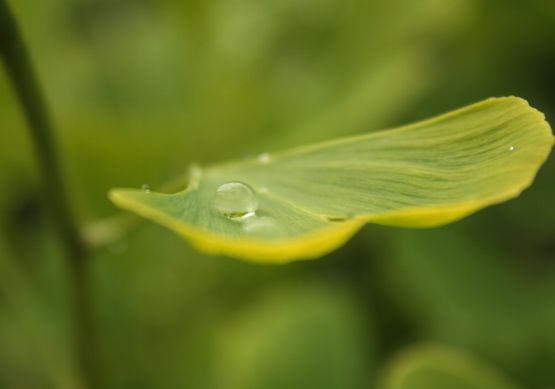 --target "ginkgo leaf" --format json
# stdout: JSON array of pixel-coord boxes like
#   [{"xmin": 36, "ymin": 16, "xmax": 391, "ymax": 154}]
[{"xmin": 109, "ymin": 97, "xmax": 553, "ymax": 263}]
